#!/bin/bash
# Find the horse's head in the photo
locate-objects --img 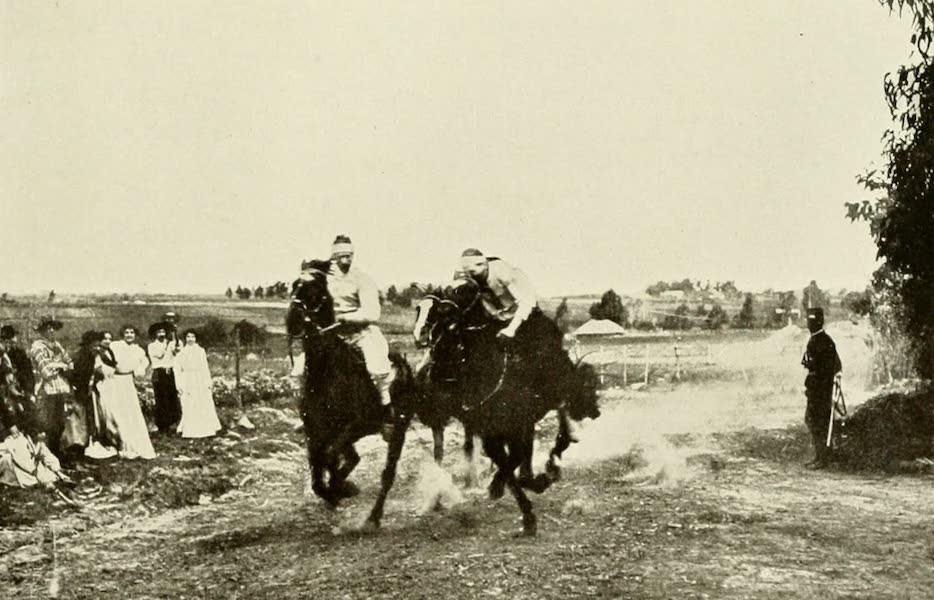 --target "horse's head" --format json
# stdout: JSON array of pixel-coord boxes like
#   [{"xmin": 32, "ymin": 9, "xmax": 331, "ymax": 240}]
[
  {"xmin": 286, "ymin": 259, "xmax": 335, "ymax": 337},
  {"xmin": 412, "ymin": 279, "xmax": 484, "ymax": 348},
  {"xmin": 565, "ymin": 361, "xmax": 601, "ymax": 421},
  {"xmin": 412, "ymin": 295, "xmax": 456, "ymax": 349}
]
